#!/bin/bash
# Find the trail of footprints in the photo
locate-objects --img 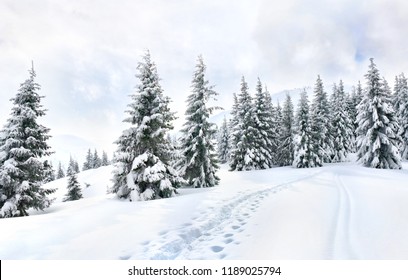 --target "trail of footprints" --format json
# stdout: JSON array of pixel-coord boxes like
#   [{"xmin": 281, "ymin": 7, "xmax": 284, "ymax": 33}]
[{"xmin": 129, "ymin": 185, "xmax": 288, "ymax": 260}]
